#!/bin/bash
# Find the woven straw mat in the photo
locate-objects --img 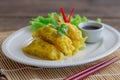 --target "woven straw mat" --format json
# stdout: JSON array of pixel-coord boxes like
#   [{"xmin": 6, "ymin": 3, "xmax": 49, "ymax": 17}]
[{"xmin": 0, "ymin": 31, "xmax": 120, "ymax": 80}]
